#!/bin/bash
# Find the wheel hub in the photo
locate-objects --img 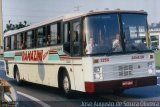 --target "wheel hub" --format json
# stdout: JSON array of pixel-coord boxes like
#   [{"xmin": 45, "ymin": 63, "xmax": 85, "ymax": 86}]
[{"xmin": 63, "ymin": 76, "xmax": 69, "ymax": 92}]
